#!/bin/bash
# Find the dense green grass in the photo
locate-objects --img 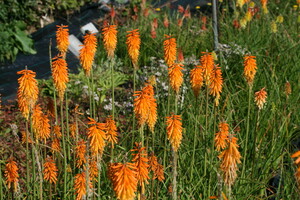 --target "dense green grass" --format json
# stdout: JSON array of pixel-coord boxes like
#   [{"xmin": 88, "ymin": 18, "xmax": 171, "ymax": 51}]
[{"xmin": 1, "ymin": 0, "xmax": 300, "ymax": 199}]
